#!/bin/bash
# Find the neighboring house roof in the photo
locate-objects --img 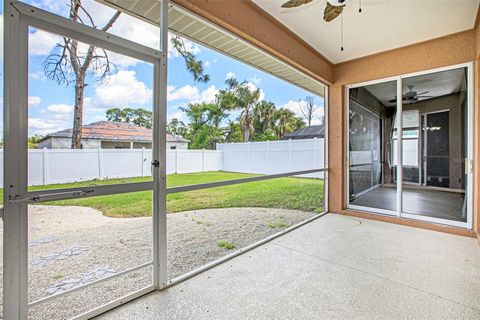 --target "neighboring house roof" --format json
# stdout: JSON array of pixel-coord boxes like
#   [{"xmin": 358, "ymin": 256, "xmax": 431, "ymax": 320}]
[
  {"xmin": 38, "ymin": 121, "xmax": 188, "ymax": 143},
  {"xmin": 281, "ymin": 125, "xmax": 324, "ymax": 140}
]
